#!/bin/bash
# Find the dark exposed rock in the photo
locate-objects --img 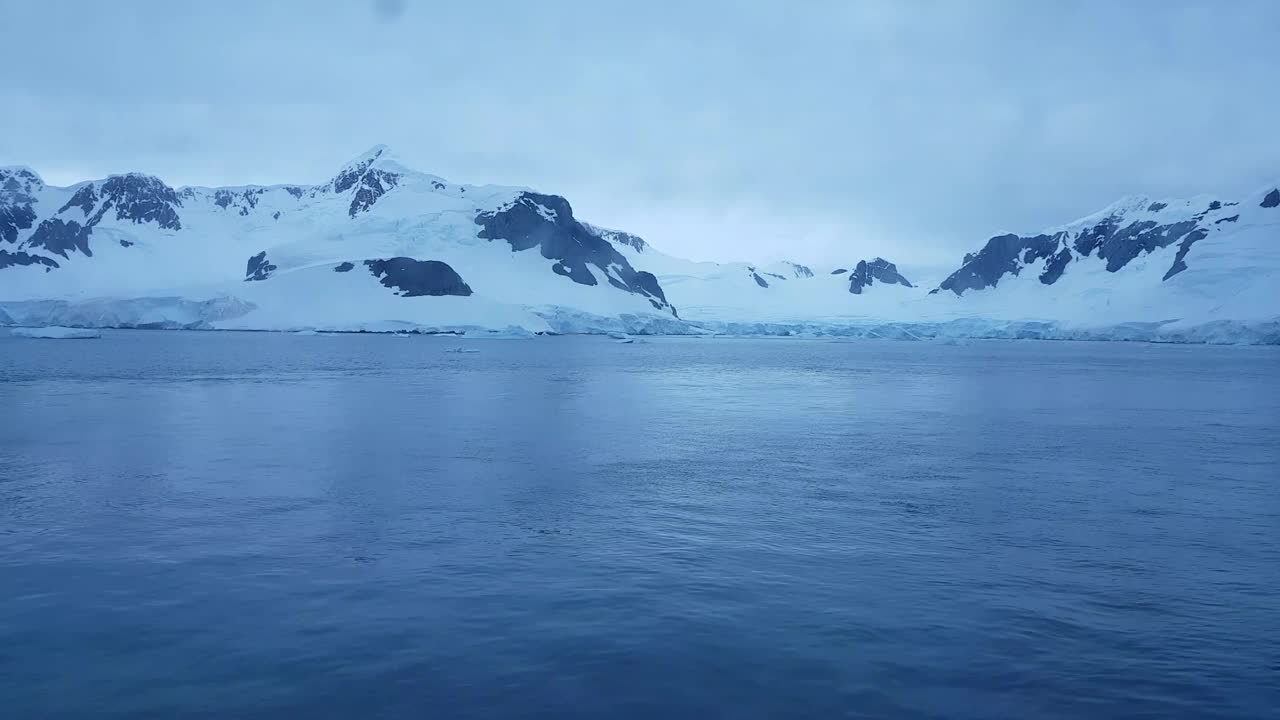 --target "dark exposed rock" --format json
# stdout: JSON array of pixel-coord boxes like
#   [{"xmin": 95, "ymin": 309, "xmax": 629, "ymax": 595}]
[
  {"xmin": 285, "ymin": 186, "xmax": 304, "ymax": 199},
  {"xmin": 1073, "ymin": 219, "xmax": 1110, "ymax": 257},
  {"xmin": 334, "ymin": 261, "xmax": 354, "ymax": 273},
  {"xmin": 96, "ymin": 174, "xmax": 182, "ymax": 230},
  {"xmin": 1147, "ymin": 202, "xmax": 1167, "ymax": 213},
  {"xmin": 1162, "ymin": 229, "xmax": 1209, "ymax": 281},
  {"xmin": 58, "ymin": 185, "xmax": 98, "ymax": 217},
  {"xmin": 1262, "ymin": 189, "xmax": 1280, "ymax": 209},
  {"xmin": 752, "ymin": 272, "xmax": 769, "ymax": 288},
  {"xmin": 272, "ymin": 211, "xmax": 280, "ymax": 220},
  {"xmin": 119, "ymin": 239, "xmax": 133, "ymax": 247},
  {"xmin": 1, "ymin": 167, "xmax": 42, "ymax": 195},
  {"xmin": 244, "ymin": 251, "xmax": 277, "ymax": 281},
  {"xmin": 364, "ymin": 257, "xmax": 472, "ymax": 297},
  {"xmin": 1, "ymin": 169, "xmax": 41, "ymax": 244},
  {"xmin": 0, "ymin": 250, "xmax": 59, "ymax": 270},
  {"xmin": 474, "ymin": 191, "xmax": 673, "ymax": 313},
  {"xmin": 942, "ymin": 195, "xmax": 1235, "ymax": 294},
  {"xmin": 214, "ymin": 188, "xmax": 263, "ymax": 216},
  {"xmin": 27, "ymin": 219, "xmax": 93, "ymax": 258},
  {"xmin": 631, "ymin": 271, "xmax": 665, "ymax": 306},
  {"xmin": 849, "ymin": 258, "xmax": 913, "ymax": 294},
  {"xmin": 1040, "ymin": 247, "xmax": 1073, "ymax": 285},
  {"xmin": 8, "ymin": 175, "xmax": 180, "ymax": 265},
  {"xmin": 1, "ymin": 203, "xmax": 36, "ymax": 244},
  {"xmin": 332, "ymin": 149, "xmax": 401, "ymax": 217},
  {"xmin": 786, "ymin": 262, "xmax": 814, "ymax": 278},
  {"xmin": 763, "ymin": 272, "xmax": 787, "ymax": 281},
  {"xmin": 552, "ymin": 261, "xmax": 596, "ymax": 285},
  {"xmin": 347, "ymin": 170, "xmax": 398, "ymax": 217},
  {"xmin": 831, "ymin": 268, "xmax": 847, "ymax": 275},
  {"xmin": 1099, "ymin": 219, "xmax": 1200, "ymax": 272},
  {"xmin": 1070, "ymin": 214, "xmax": 1202, "ymax": 272},
  {"xmin": 938, "ymin": 233, "xmax": 1059, "ymax": 295}
]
